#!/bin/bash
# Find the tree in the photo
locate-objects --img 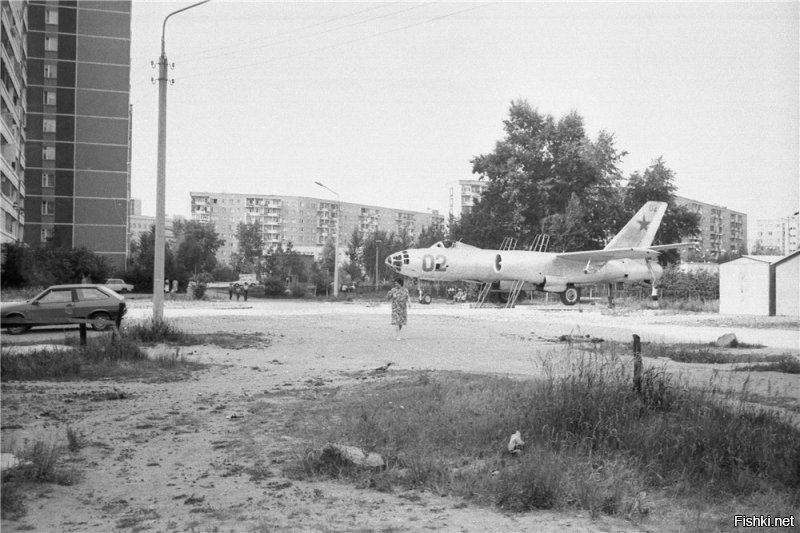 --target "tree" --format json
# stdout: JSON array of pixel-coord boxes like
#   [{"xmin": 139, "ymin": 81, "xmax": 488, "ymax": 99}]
[
  {"xmin": 263, "ymin": 242, "xmax": 308, "ymax": 283},
  {"xmin": 622, "ymin": 157, "xmax": 700, "ymax": 264},
  {"xmin": 1, "ymin": 243, "xmax": 112, "ymax": 287},
  {"xmin": 751, "ymin": 241, "xmax": 781, "ymax": 255},
  {"xmin": 174, "ymin": 221, "xmax": 225, "ymax": 278},
  {"xmin": 541, "ymin": 193, "xmax": 586, "ymax": 252},
  {"xmin": 318, "ymin": 237, "xmax": 336, "ymax": 278},
  {"xmin": 416, "ymin": 225, "xmax": 446, "ymax": 248},
  {"xmin": 236, "ymin": 222, "xmax": 264, "ymax": 271},
  {"xmin": 345, "ymin": 227, "xmax": 365, "ymax": 281},
  {"xmin": 455, "ymin": 101, "xmax": 625, "ymax": 248},
  {"xmin": 127, "ymin": 225, "xmax": 177, "ymax": 290}
]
